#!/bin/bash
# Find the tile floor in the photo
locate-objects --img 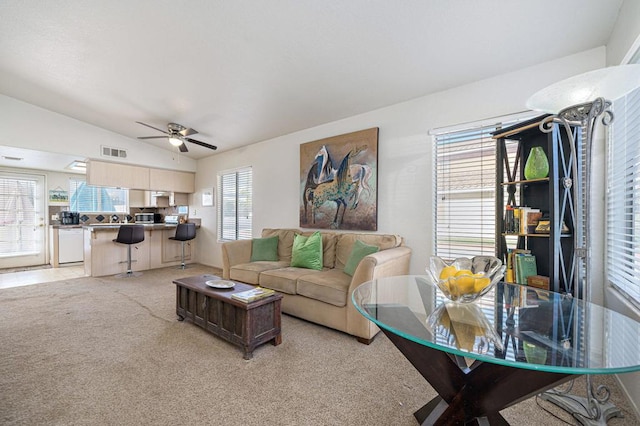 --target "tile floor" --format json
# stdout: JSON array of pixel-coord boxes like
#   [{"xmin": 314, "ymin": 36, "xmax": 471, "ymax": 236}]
[{"xmin": 0, "ymin": 264, "xmax": 86, "ymax": 290}]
